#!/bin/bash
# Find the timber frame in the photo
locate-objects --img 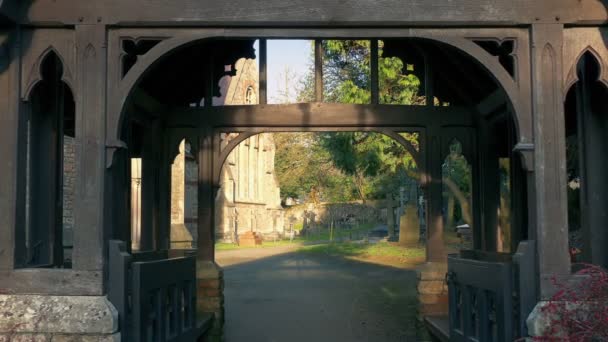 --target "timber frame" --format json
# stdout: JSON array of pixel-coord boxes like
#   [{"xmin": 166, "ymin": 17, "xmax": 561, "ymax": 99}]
[{"xmin": 0, "ymin": 0, "xmax": 607, "ymax": 340}]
